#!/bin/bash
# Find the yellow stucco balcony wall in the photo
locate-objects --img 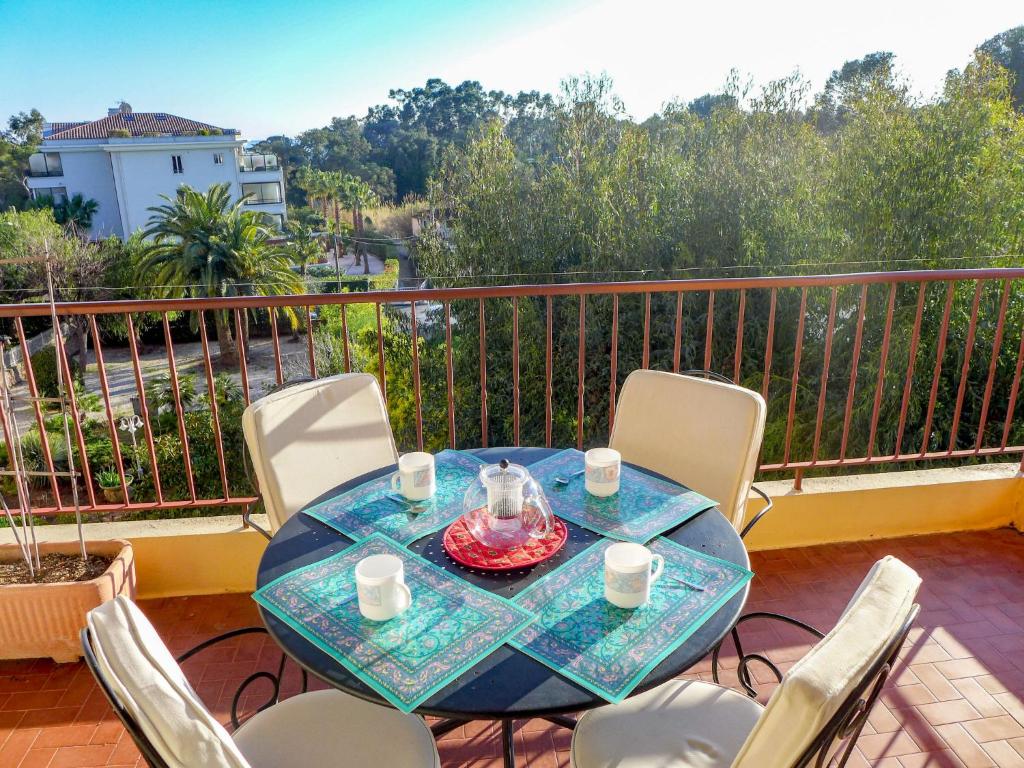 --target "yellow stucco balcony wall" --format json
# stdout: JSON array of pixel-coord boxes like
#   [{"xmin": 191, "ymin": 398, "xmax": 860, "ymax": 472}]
[{"xmin": 2, "ymin": 463, "xmax": 1020, "ymax": 599}]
